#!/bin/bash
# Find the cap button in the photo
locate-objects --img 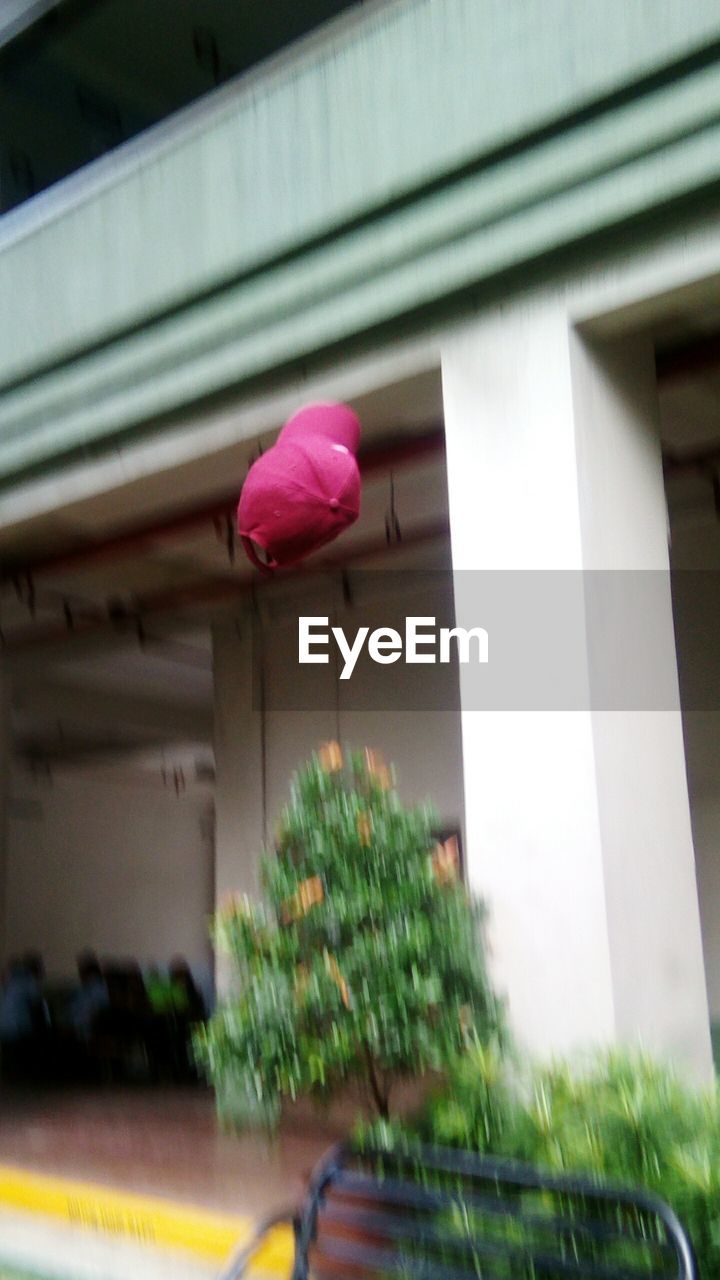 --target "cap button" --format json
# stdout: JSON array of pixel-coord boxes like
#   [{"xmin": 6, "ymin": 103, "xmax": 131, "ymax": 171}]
[{"xmin": 329, "ymin": 498, "xmax": 339, "ymax": 511}]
